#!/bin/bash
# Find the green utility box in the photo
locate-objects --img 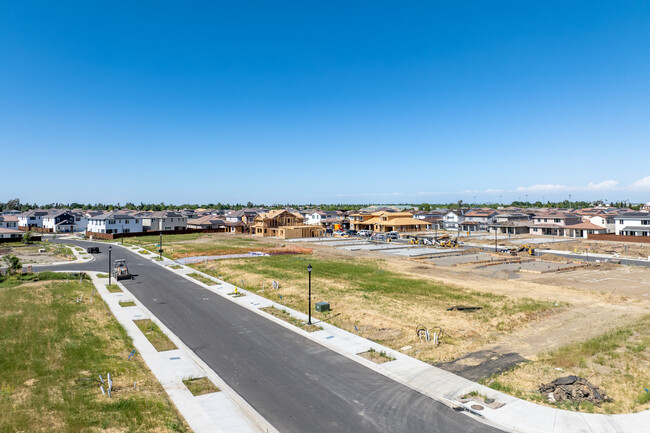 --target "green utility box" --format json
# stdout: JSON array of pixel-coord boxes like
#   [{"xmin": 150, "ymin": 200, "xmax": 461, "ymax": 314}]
[{"xmin": 315, "ymin": 302, "xmax": 330, "ymax": 313}]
